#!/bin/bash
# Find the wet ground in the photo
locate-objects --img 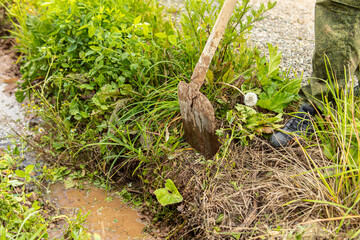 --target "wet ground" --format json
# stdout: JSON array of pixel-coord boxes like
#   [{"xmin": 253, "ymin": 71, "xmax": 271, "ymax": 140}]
[
  {"xmin": 48, "ymin": 182, "xmax": 148, "ymax": 240},
  {"xmin": 0, "ymin": 40, "xmax": 24, "ymax": 149}
]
